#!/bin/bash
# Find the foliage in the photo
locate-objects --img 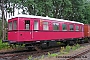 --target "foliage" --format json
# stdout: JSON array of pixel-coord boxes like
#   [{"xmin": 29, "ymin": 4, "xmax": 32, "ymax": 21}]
[
  {"xmin": 47, "ymin": 52, "xmax": 58, "ymax": 58},
  {"xmin": 48, "ymin": 52, "xmax": 51, "ymax": 57},
  {"xmin": 60, "ymin": 44, "xmax": 81, "ymax": 54},
  {"xmin": 71, "ymin": 44, "xmax": 80, "ymax": 50},
  {"xmin": 75, "ymin": 44, "xmax": 80, "ymax": 49},
  {"xmin": 71, "ymin": 46, "xmax": 77, "ymax": 50},
  {"xmin": 28, "ymin": 55, "xmax": 32, "ymax": 60},
  {"xmin": 60, "ymin": 47, "xmax": 65, "ymax": 52},
  {"xmin": 3, "ymin": 0, "xmax": 90, "ymax": 24},
  {"xmin": 50, "ymin": 53, "xmax": 58, "ymax": 57},
  {"xmin": 57, "ymin": 42, "xmax": 64, "ymax": 45},
  {"xmin": 64, "ymin": 45, "xmax": 71, "ymax": 52},
  {"xmin": 0, "ymin": 40, "xmax": 9, "ymax": 50},
  {"xmin": 84, "ymin": 38, "xmax": 89, "ymax": 43},
  {"xmin": 41, "ymin": 55, "xmax": 44, "ymax": 59}
]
